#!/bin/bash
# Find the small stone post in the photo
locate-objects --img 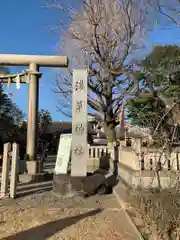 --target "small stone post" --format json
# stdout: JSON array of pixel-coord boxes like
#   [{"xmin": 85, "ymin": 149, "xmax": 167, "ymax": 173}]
[
  {"xmin": 0, "ymin": 143, "xmax": 11, "ymax": 198},
  {"xmin": 10, "ymin": 143, "xmax": 19, "ymax": 199}
]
